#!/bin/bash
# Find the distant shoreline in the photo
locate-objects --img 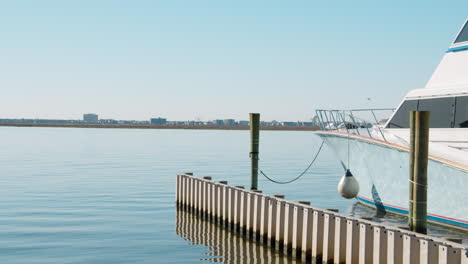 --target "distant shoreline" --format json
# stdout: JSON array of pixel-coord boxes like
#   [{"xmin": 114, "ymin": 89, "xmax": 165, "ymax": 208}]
[{"xmin": 0, "ymin": 123, "xmax": 319, "ymax": 131}]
